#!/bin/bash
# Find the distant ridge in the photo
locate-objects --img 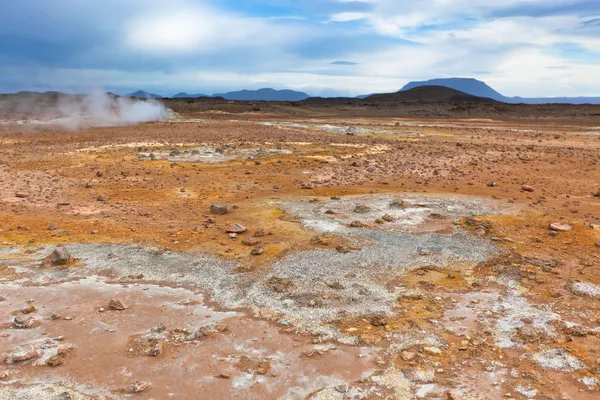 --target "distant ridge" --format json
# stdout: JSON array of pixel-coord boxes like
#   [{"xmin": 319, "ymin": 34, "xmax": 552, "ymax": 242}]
[
  {"xmin": 173, "ymin": 92, "xmax": 209, "ymax": 98},
  {"xmin": 400, "ymin": 78, "xmax": 600, "ymax": 105},
  {"xmin": 367, "ymin": 86, "xmax": 497, "ymax": 103},
  {"xmin": 212, "ymin": 88, "xmax": 310, "ymax": 102},
  {"xmin": 127, "ymin": 90, "xmax": 162, "ymax": 99}
]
